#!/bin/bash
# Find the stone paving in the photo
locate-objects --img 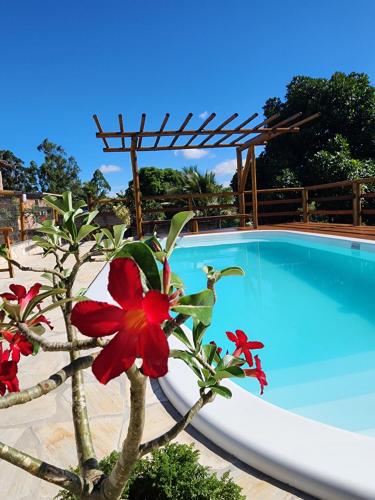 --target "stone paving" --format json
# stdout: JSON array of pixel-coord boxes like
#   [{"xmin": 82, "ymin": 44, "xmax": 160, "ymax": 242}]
[{"xmin": 0, "ymin": 244, "xmax": 309, "ymax": 499}]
